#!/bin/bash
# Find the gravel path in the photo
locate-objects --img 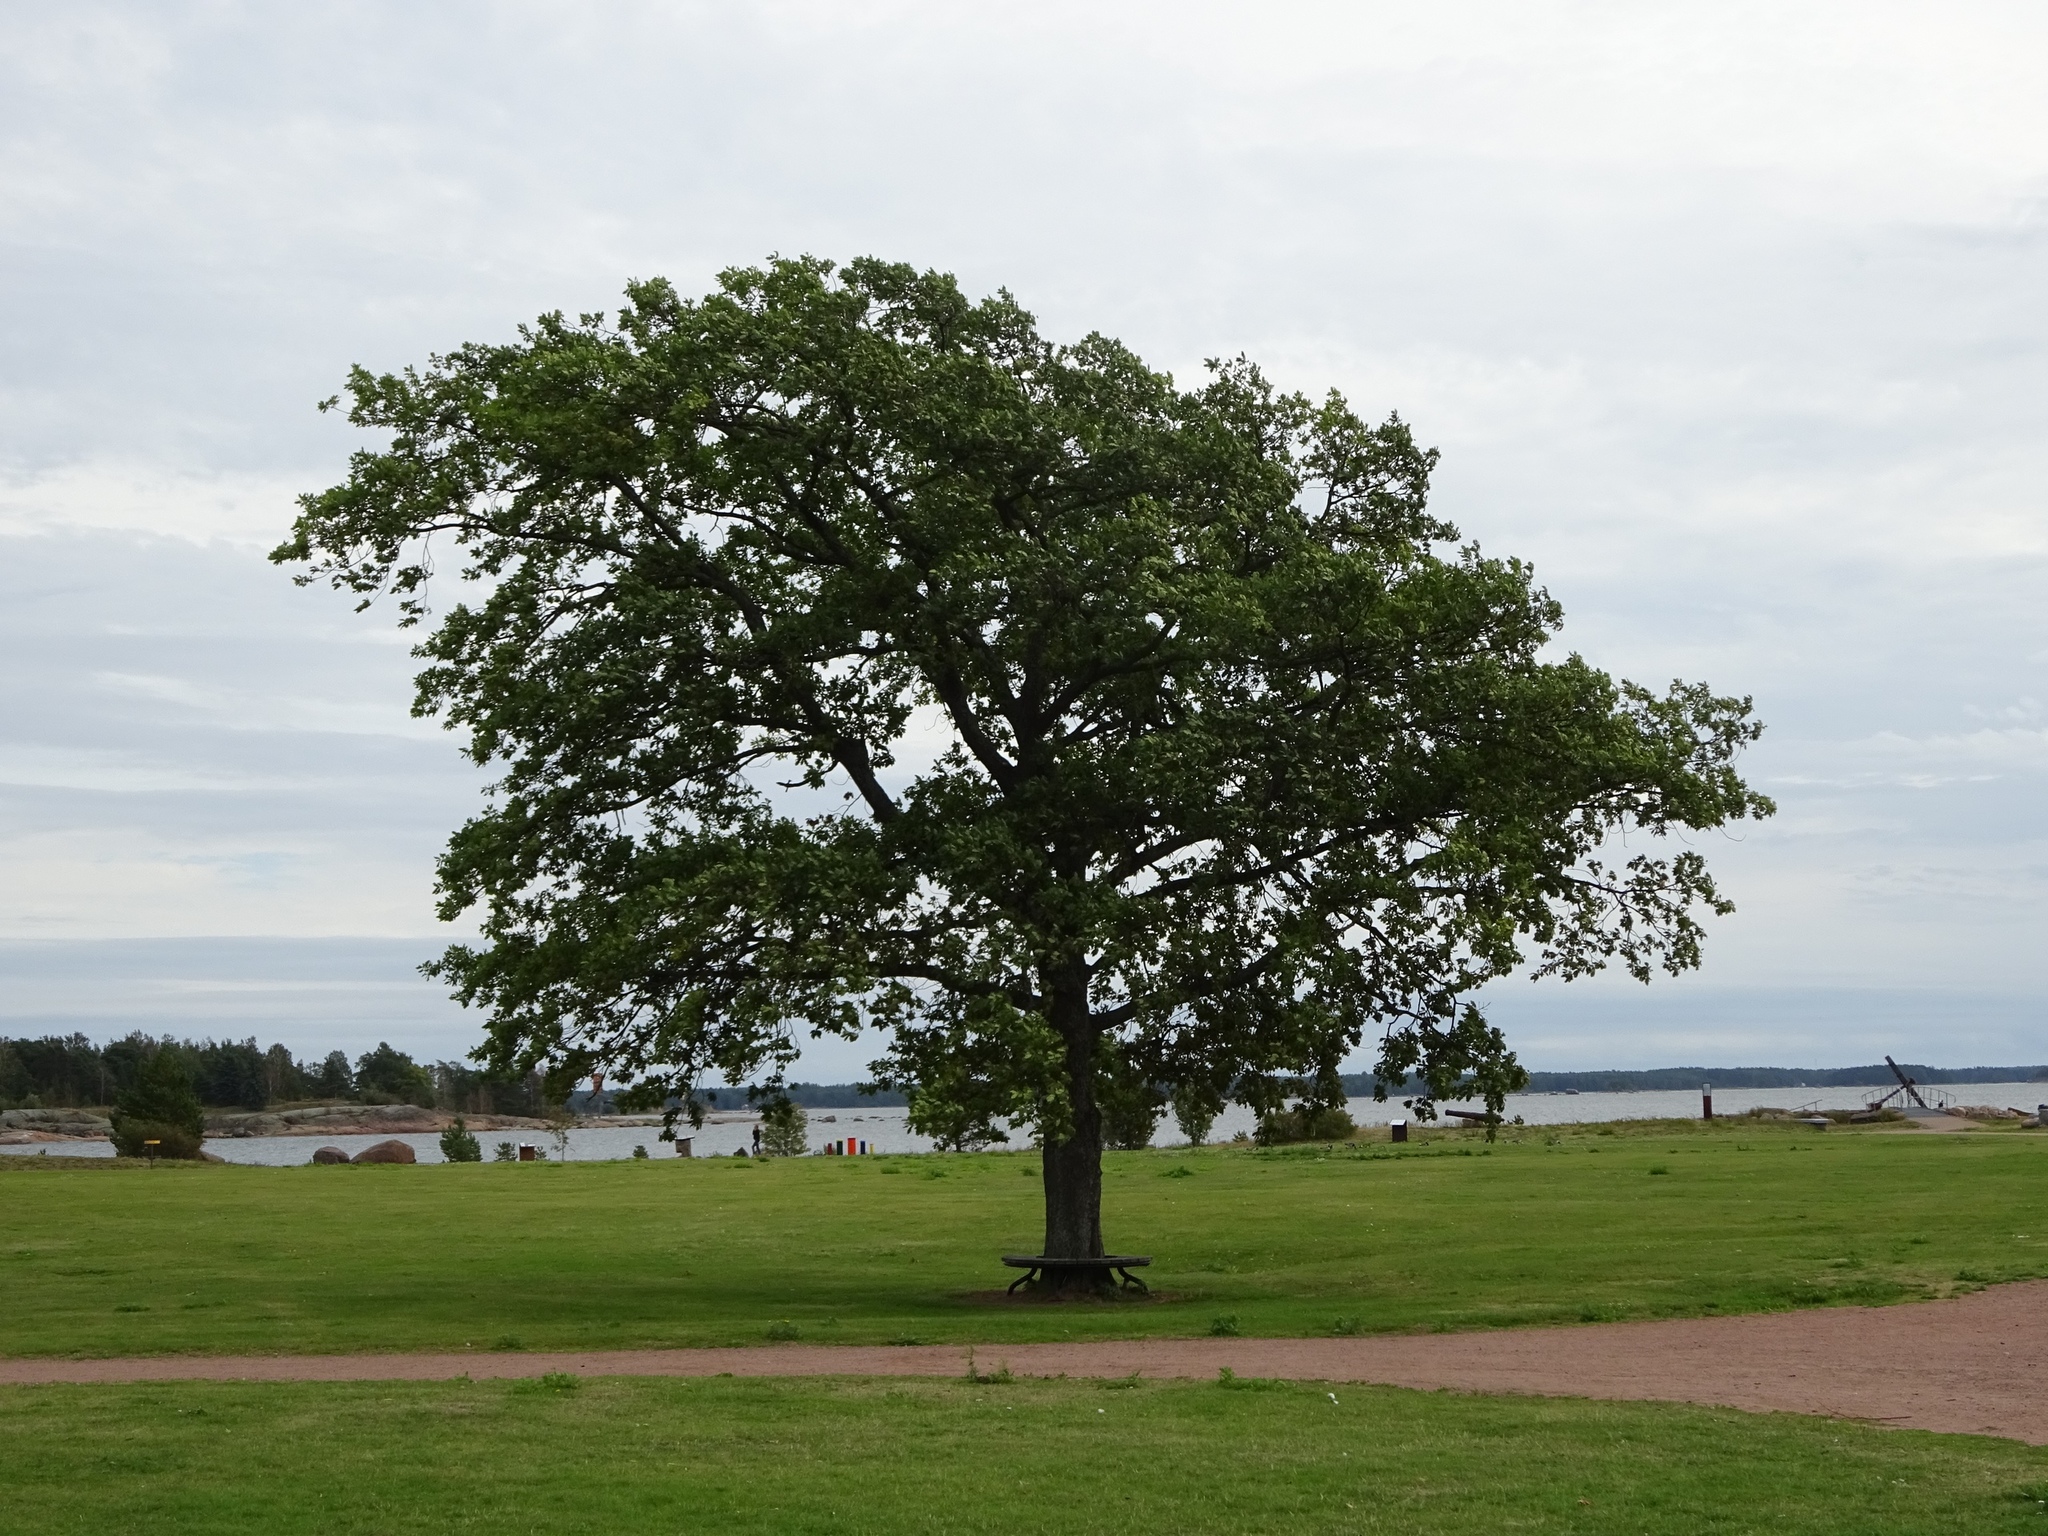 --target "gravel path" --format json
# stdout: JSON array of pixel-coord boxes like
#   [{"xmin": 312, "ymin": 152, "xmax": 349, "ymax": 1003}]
[{"xmin": 5, "ymin": 1280, "xmax": 2043, "ymax": 1443}]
